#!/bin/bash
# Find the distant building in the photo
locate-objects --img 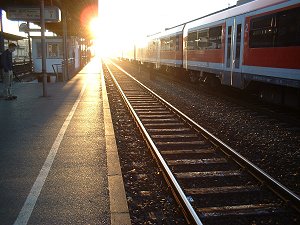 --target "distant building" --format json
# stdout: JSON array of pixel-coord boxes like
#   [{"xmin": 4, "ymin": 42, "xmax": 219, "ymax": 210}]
[
  {"xmin": 15, "ymin": 38, "xmax": 30, "ymax": 60},
  {"xmin": 0, "ymin": 32, "xmax": 27, "ymax": 59}
]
